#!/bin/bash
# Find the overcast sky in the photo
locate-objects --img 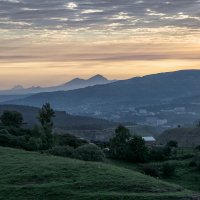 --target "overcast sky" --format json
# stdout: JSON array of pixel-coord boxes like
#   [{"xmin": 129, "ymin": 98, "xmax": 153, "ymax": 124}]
[{"xmin": 0, "ymin": 0, "xmax": 200, "ymax": 89}]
